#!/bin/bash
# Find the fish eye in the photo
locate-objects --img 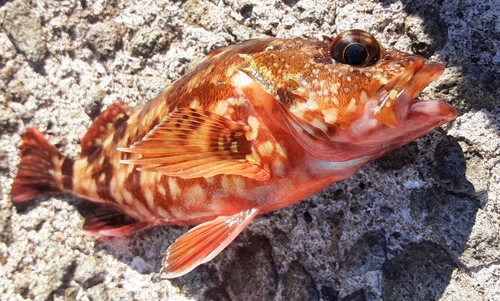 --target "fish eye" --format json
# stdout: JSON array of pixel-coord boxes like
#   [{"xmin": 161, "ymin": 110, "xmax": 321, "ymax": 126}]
[
  {"xmin": 329, "ymin": 30, "xmax": 384, "ymax": 67},
  {"xmin": 343, "ymin": 43, "xmax": 368, "ymax": 65}
]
